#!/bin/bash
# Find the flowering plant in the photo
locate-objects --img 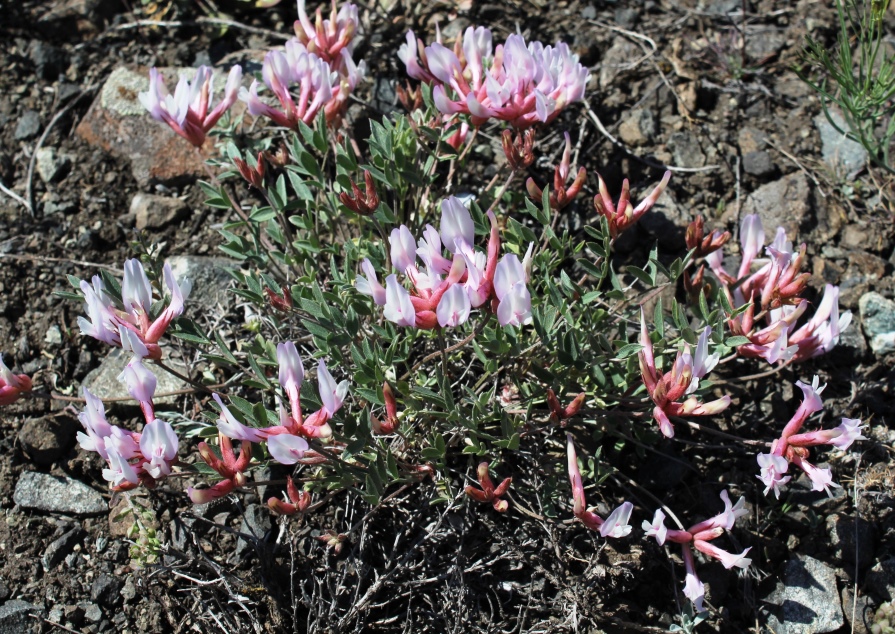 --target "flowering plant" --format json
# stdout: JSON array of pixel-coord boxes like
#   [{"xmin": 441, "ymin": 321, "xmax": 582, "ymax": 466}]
[{"xmin": 3, "ymin": 2, "xmax": 867, "ymax": 629}]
